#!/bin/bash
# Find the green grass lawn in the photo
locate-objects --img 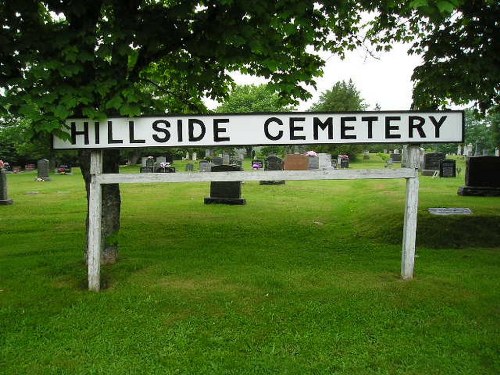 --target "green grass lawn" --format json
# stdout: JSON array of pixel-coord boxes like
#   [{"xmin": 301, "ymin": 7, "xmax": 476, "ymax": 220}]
[{"xmin": 1, "ymin": 156, "xmax": 499, "ymax": 374}]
